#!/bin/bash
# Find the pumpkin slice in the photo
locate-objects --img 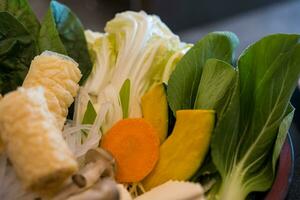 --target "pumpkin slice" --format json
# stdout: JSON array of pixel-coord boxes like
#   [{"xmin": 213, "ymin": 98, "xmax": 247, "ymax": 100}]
[{"xmin": 142, "ymin": 109, "xmax": 215, "ymax": 190}]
